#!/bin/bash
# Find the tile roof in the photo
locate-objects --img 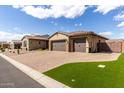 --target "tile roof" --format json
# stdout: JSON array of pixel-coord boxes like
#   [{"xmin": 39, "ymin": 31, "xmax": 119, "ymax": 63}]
[
  {"xmin": 21, "ymin": 35, "xmax": 49, "ymax": 40},
  {"xmin": 54, "ymin": 31, "xmax": 108, "ymax": 40},
  {"xmin": 67, "ymin": 31, "xmax": 94, "ymax": 36}
]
